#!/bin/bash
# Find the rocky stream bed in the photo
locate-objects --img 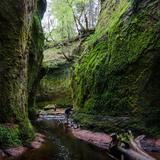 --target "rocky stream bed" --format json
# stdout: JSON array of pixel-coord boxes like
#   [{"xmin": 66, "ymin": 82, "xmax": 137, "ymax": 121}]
[{"xmin": 1, "ymin": 107, "xmax": 160, "ymax": 160}]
